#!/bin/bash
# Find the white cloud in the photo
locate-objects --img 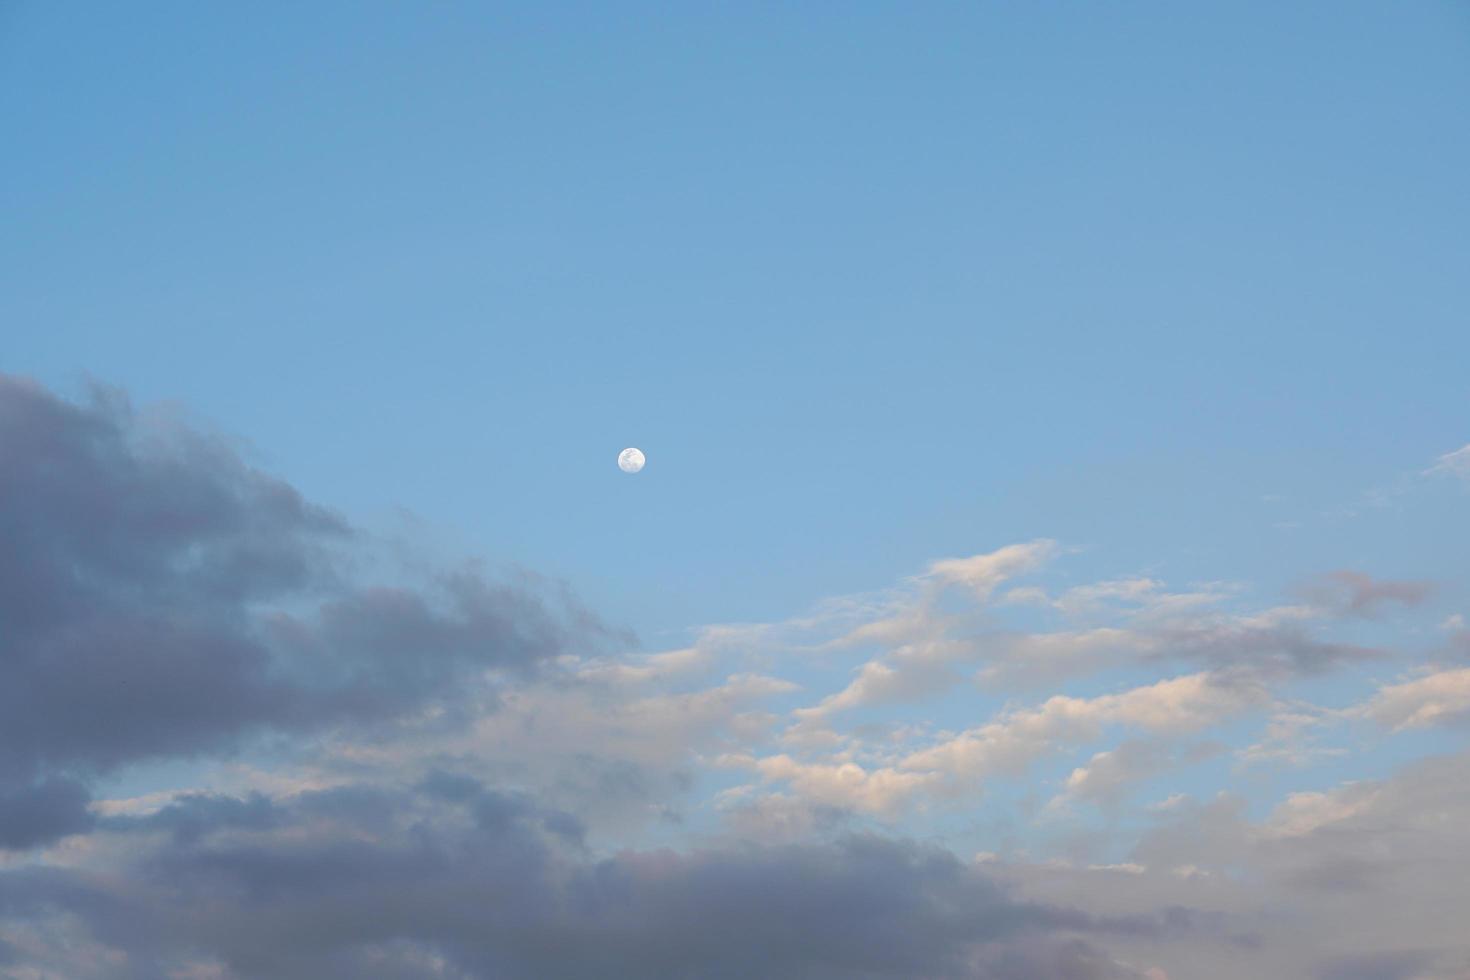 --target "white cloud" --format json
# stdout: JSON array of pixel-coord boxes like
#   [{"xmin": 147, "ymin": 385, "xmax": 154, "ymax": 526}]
[
  {"xmin": 1426, "ymin": 443, "xmax": 1470, "ymax": 481},
  {"xmin": 898, "ymin": 672, "xmax": 1265, "ymax": 788},
  {"xmin": 1357, "ymin": 667, "xmax": 1470, "ymax": 731},
  {"xmin": 727, "ymin": 754, "xmax": 940, "ymax": 816},
  {"xmin": 574, "ymin": 645, "xmax": 711, "ymax": 685},
  {"xmin": 1260, "ymin": 786, "xmax": 1380, "ymax": 839},
  {"xmin": 925, "ymin": 539, "xmax": 1058, "ymax": 599},
  {"xmin": 1054, "ymin": 740, "xmax": 1171, "ymax": 809}
]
